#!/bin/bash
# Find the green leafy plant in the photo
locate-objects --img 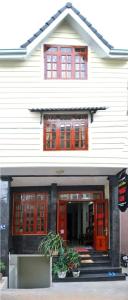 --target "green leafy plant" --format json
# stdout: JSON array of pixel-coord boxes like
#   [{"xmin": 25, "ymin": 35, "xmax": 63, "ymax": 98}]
[
  {"xmin": 52, "ymin": 254, "xmax": 67, "ymax": 276},
  {"xmin": 0, "ymin": 260, "xmax": 6, "ymax": 273},
  {"xmin": 38, "ymin": 232, "xmax": 64, "ymax": 257},
  {"xmin": 65, "ymin": 248, "xmax": 80, "ymax": 271}
]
